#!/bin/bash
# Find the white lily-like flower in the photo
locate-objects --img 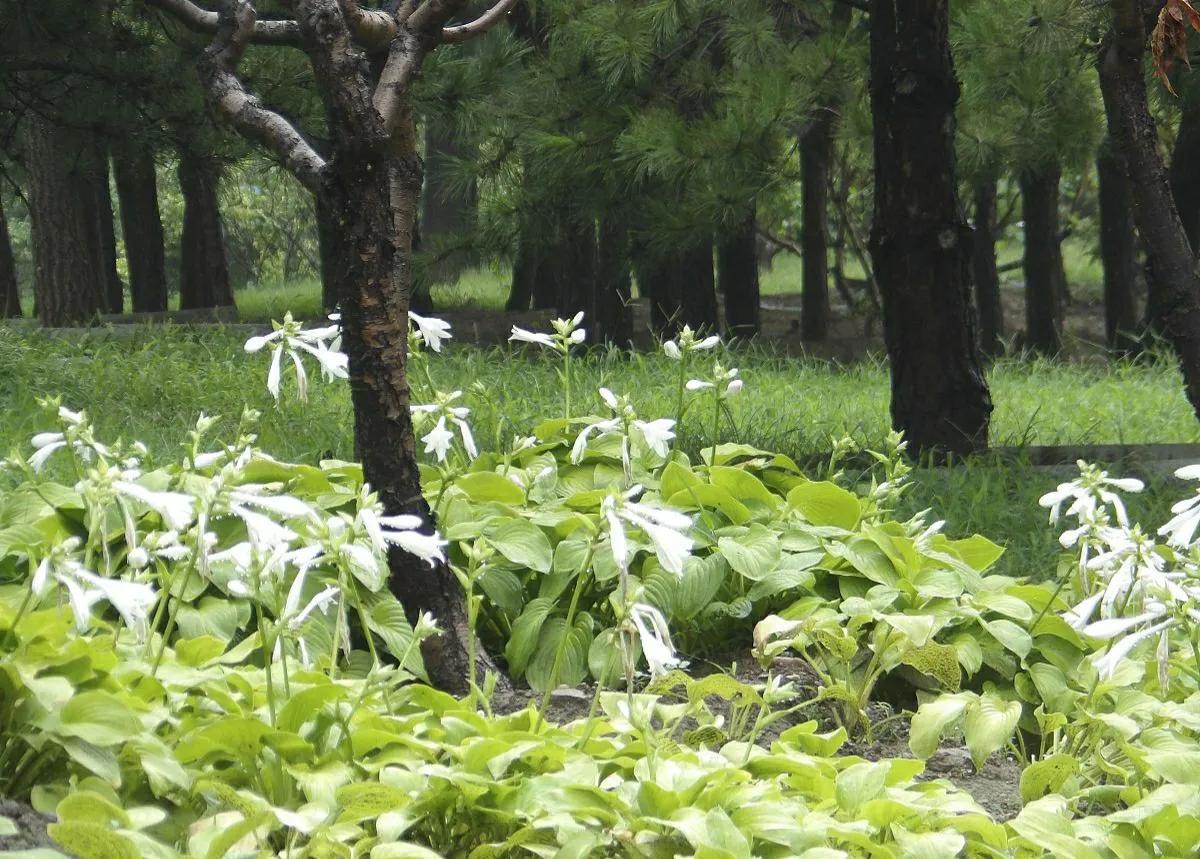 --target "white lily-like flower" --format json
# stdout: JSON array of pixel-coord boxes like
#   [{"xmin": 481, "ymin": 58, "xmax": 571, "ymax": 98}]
[
  {"xmin": 602, "ymin": 486, "xmax": 694, "ymax": 577},
  {"xmin": 509, "ymin": 312, "xmax": 587, "ymax": 353},
  {"xmin": 412, "ymin": 391, "xmax": 478, "ymax": 464},
  {"xmin": 662, "ymin": 326, "xmax": 720, "ymax": 360},
  {"xmin": 409, "ymin": 311, "xmax": 453, "ymax": 352},
  {"xmin": 422, "ymin": 417, "xmax": 455, "ymax": 462},
  {"xmin": 73, "ymin": 570, "xmax": 157, "ymax": 641},
  {"xmin": 634, "ymin": 419, "xmax": 675, "ymax": 459},
  {"xmin": 1092, "ymin": 617, "xmax": 1175, "ymax": 680},
  {"xmin": 1039, "ymin": 461, "xmax": 1143, "ymax": 527},
  {"xmin": 628, "ymin": 602, "xmax": 679, "ymax": 678},
  {"xmin": 354, "ymin": 496, "xmax": 446, "ymax": 566},
  {"xmin": 686, "ymin": 363, "xmax": 742, "ymax": 400},
  {"xmin": 113, "ymin": 481, "xmax": 197, "ymax": 531},
  {"xmin": 245, "ymin": 312, "xmax": 349, "ymax": 402},
  {"xmin": 509, "ymin": 326, "xmax": 556, "ymax": 348}
]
